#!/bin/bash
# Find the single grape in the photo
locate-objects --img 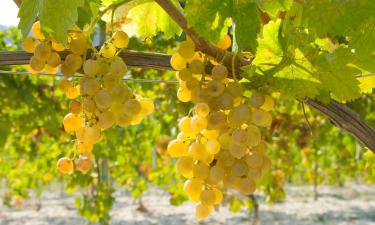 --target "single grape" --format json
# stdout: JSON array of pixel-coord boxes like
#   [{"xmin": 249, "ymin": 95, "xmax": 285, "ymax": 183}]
[
  {"xmin": 63, "ymin": 113, "xmax": 83, "ymax": 132},
  {"xmin": 195, "ymin": 203, "xmax": 213, "ymax": 220},
  {"xmin": 111, "ymin": 84, "xmax": 131, "ymax": 103},
  {"xmin": 249, "ymin": 93, "xmax": 265, "ymax": 108},
  {"xmin": 94, "ymin": 90, "xmax": 113, "ymax": 110},
  {"xmin": 80, "ymin": 78, "xmax": 99, "ymax": 96},
  {"xmin": 189, "ymin": 59, "xmax": 204, "ymax": 74},
  {"xmin": 216, "ymin": 34, "xmax": 231, "ymax": 50},
  {"xmin": 190, "ymin": 115, "xmax": 207, "ymax": 133},
  {"xmin": 76, "ymin": 141, "xmax": 93, "ymax": 154},
  {"xmin": 211, "ymin": 64, "xmax": 228, "ymax": 80},
  {"xmin": 236, "ymin": 177, "xmax": 256, "ymax": 195},
  {"xmin": 178, "ymin": 40, "xmax": 195, "ymax": 59},
  {"xmin": 204, "ymin": 138, "xmax": 220, "ymax": 155},
  {"xmin": 225, "ymin": 82, "xmax": 243, "ymax": 98},
  {"xmin": 123, "ymin": 99, "xmax": 141, "ymax": 116},
  {"xmin": 244, "ymin": 152, "xmax": 263, "ymax": 168},
  {"xmin": 170, "ymin": 53, "xmax": 187, "ymax": 70},
  {"xmin": 100, "ymin": 43, "xmax": 116, "ymax": 58},
  {"xmin": 208, "ymin": 165, "xmax": 225, "ymax": 184},
  {"xmin": 65, "ymin": 54, "xmax": 82, "ymax": 71},
  {"xmin": 61, "ymin": 63, "xmax": 74, "ymax": 76},
  {"xmin": 179, "ymin": 117, "xmax": 194, "ymax": 134},
  {"xmin": 176, "ymin": 156, "xmax": 195, "ymax": 178},
  {"xmin": 69, "ymin": 33, "xmax": 87, "ymax": 55},
  {"xmin": 109, "ymin": 57, "xmax": 127, "ymax": 77},
  {"xmin": 200, "ymin": 189, "xmax": 216, "ymax": 205},
  {"xmin": 176, "ymin": 68, "xmax": 193, "ymax": 81},
  {"xmin": 98, "ymin": 111, "xmax": 115, "ymax": 129},
  {"xmin": 83, "ymin": 59, "xmax": 100, "ymax": 77},
  {"xmin": 112, "ymin": 31, "xmax": 129, "ymax": 48},
  {"xmin": 207, "ymin": 80, "xmax": 225, "ymax": 97},
  {"xmin": 194, "ymin": 102, "xmax": 210, "ymax": 117},
  {"xmin": 231, "ymin": 160, "xmax": 248, "ymax": 177},
  {"xmin": 22, "ymin": 36, "xmax": 37, "ymax": 53},
  {"xmin": 251, "ymin": 109, "xmax": 272, "ymax": 127},
  {"xmin": 184, "ymin": 179, "xmax": 203, "ymax": 202},
  {"xmin": 34, "ymin": 42, "xmax": 51, "ymax": 60},
  {"xmin": 139, "ymin": 98, "xmax": 154, "ymax": 115},
  {"xmin": 47, "ymin": 52, "xmax": 61, "ymax": 67},
  {"xmin": 212, "ymin": 188, "xmax": 223, "ymax": 204},
  {"xmin": 57, "ymin": 157, "xmax": 74, "ymax": 174},
  {"xmin": 167, "ymin": 139, "xmax": 188, "ymax": 157},
  {"xmin": 188, "ymin": 142, "xmax": 206, "ymax": 160},
  {"xmin": 76, "ymin": 156, "xmax": 92, "ymax": 173},
  {"xmin": 193, "ymin": 162, "xmax": 210, "ymax": 180},
  {"xmin": 29, "ymin": 56, "xmax": 45, "ymax": 72},
  {"xmin": 69, "ymin": 100, "xmax": 81, "ymax": 114}
]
